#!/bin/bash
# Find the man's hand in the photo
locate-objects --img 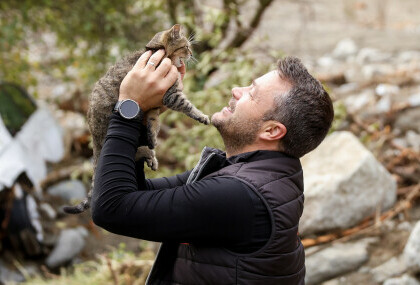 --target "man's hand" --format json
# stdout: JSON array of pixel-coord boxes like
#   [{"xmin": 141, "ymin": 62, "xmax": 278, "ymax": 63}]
[{"xmin": 119, "ymin": 50, "xmax": 179, "ymax": 112}]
